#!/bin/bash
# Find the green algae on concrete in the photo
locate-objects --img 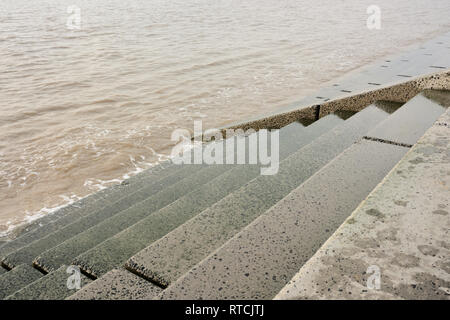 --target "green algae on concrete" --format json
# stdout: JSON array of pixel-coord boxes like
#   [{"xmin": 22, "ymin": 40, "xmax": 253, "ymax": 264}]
[
  {"xmin": 67, "ymin": 269, "xmax": 162, "ymax": 300},
  {"xmin": 0, "ymin": 264, "xmax": 43, "ymax": 299},
  {"xmin": 275, "ymin": 110, "xmax": 450, "ymax": 300},
  {"xmin": 158, "ymin": 140, "xmax": 408, "ymax": 299},
  {"xmin": 125, "ymin": 104, "xmax": 392, "ymax": 288},
  {"xmin": 71, "ymin": 114, "xmax": 344, "ymax": 278},
  {"xmin": 5, "ymin": 265, "xmax": 92, "ymax": 300}
]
